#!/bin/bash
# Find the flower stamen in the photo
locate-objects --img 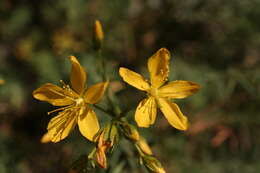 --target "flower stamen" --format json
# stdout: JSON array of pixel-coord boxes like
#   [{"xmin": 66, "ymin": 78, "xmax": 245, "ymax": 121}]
[{"xmin": 47, "ymin": 104, "xmax": 75, "ymax": 115}]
